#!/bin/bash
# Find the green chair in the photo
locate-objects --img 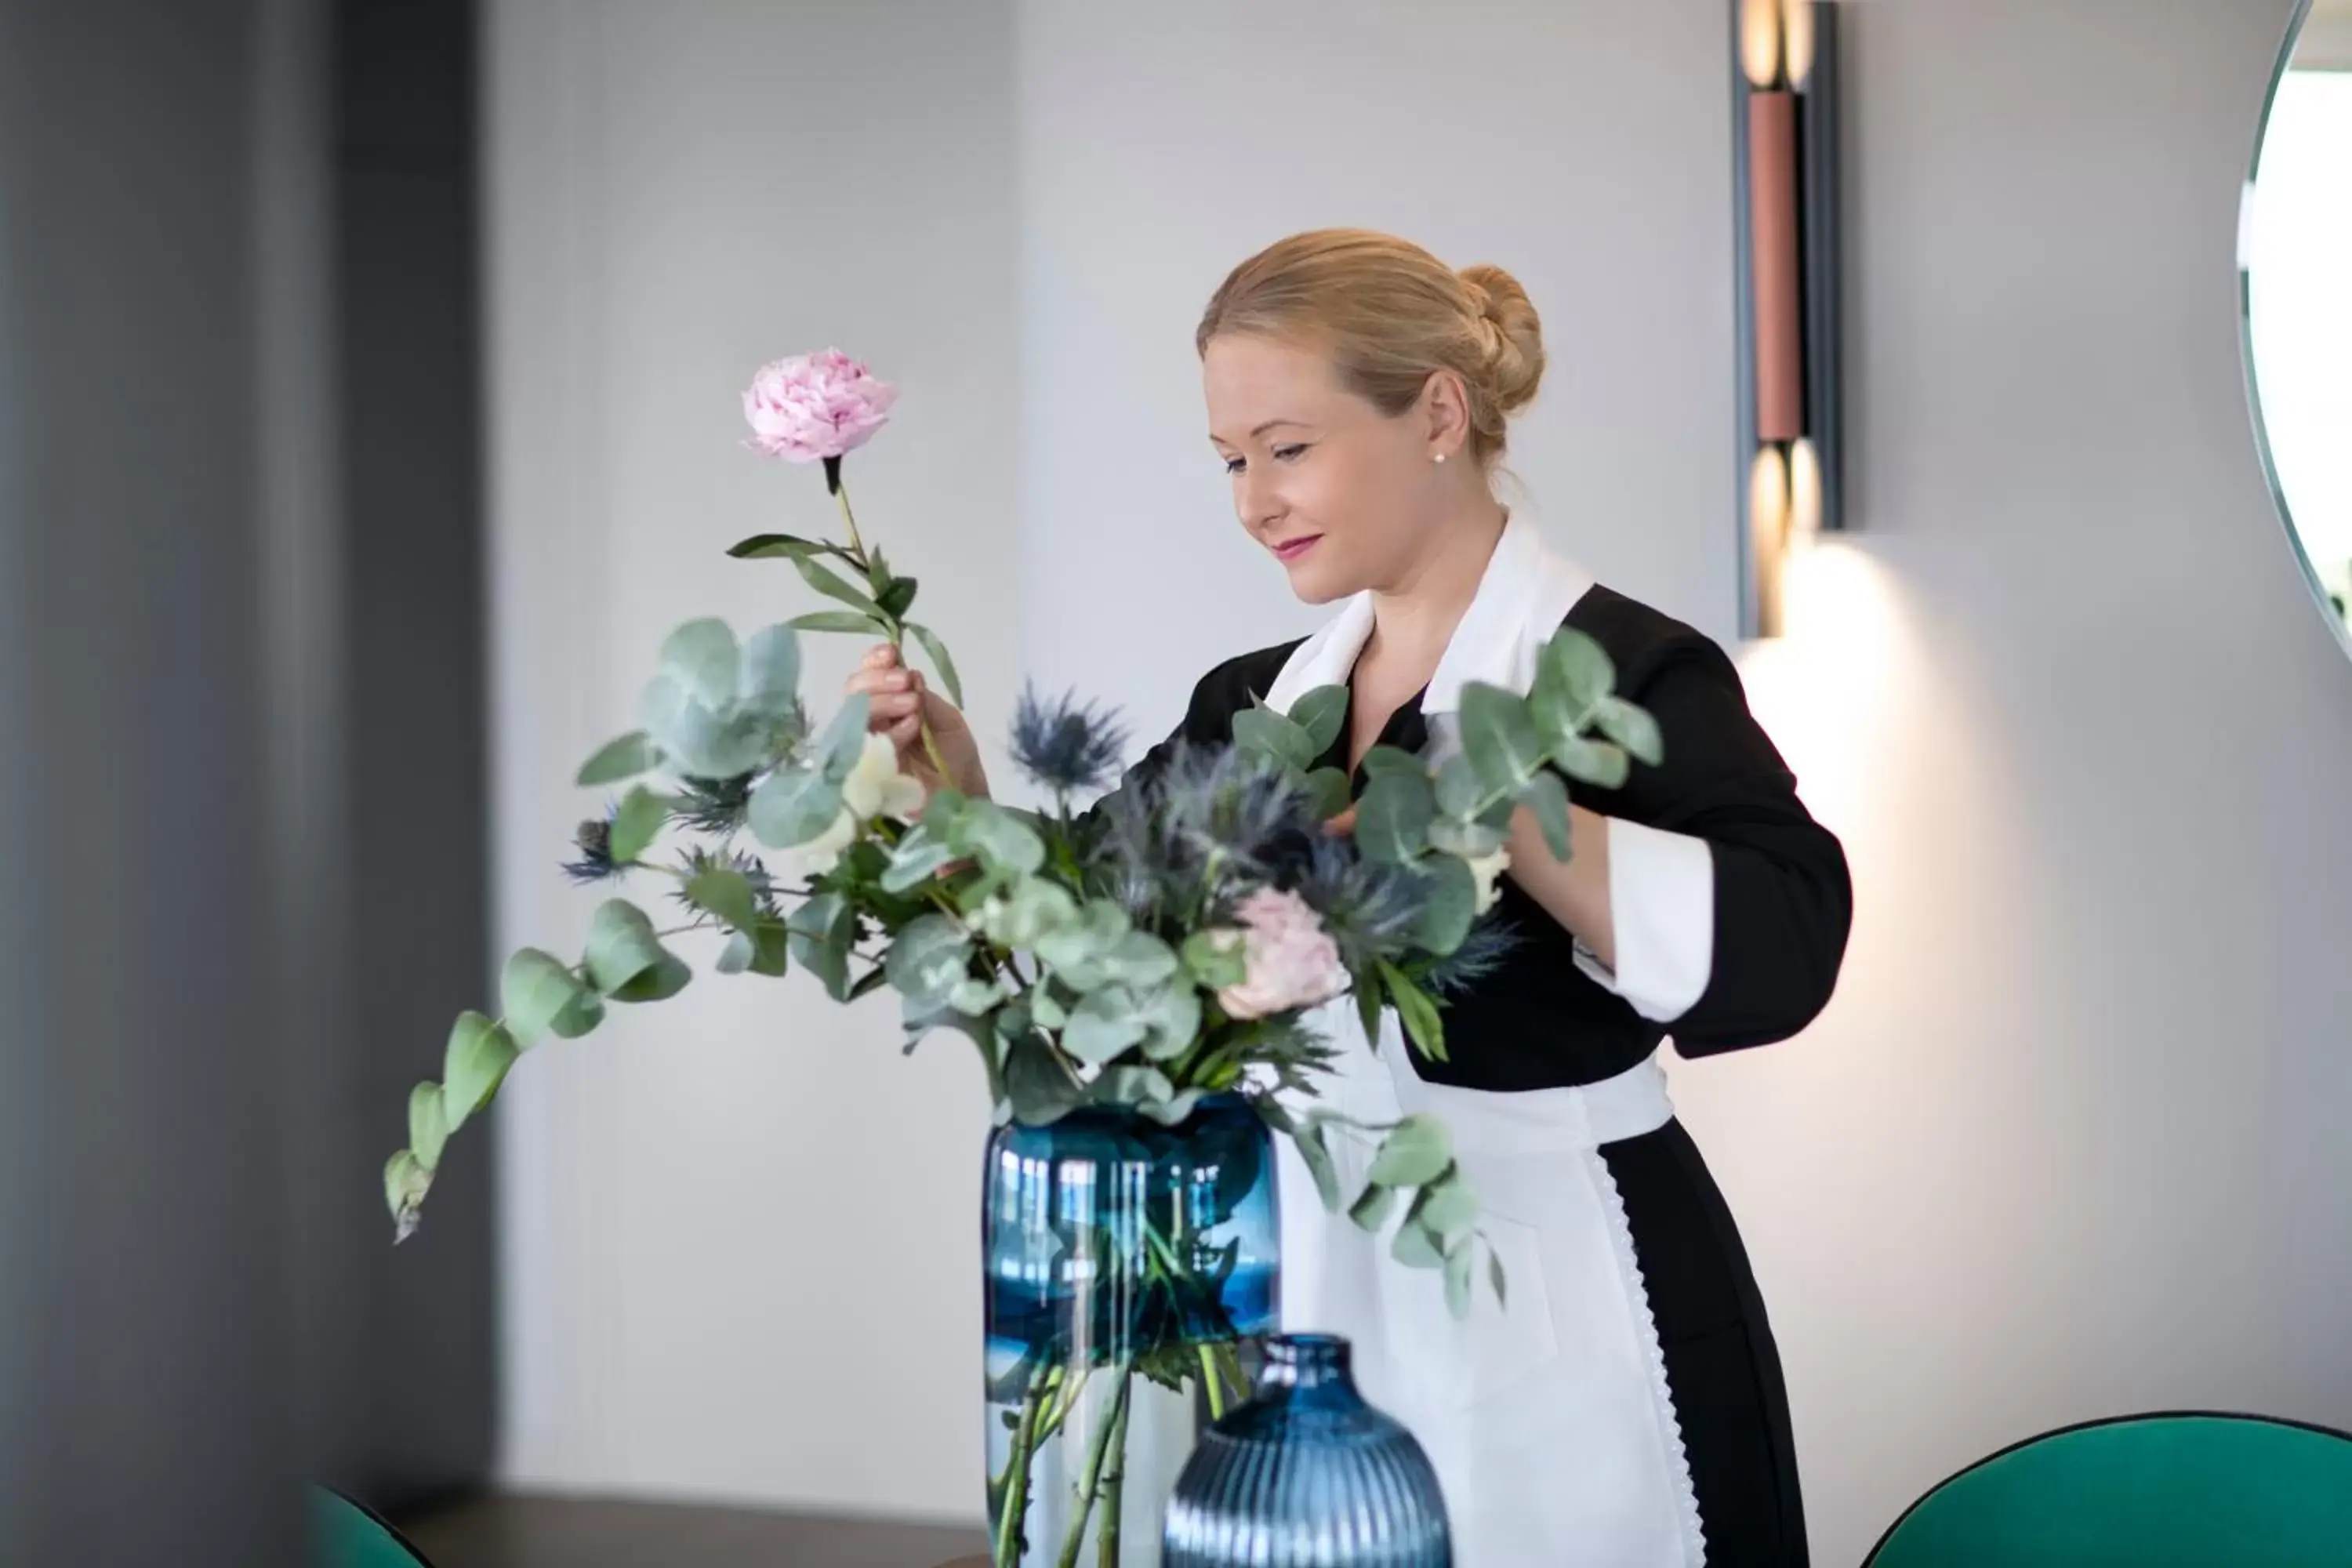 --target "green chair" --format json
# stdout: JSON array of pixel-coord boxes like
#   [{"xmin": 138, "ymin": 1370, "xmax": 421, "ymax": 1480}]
[
  {"xmin": 313, "ymin": 1487, "xmax": 434, "ymax": 1567},
  {"xmin": 1866, "ymin": 1412, "xmax": 2352, "ymax": 1567}
]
